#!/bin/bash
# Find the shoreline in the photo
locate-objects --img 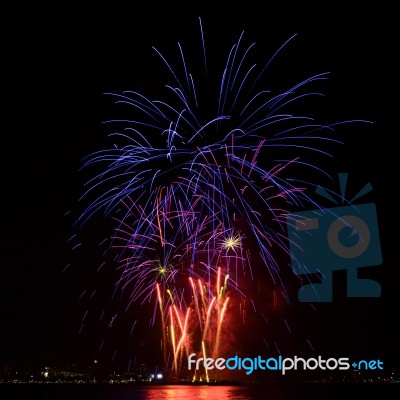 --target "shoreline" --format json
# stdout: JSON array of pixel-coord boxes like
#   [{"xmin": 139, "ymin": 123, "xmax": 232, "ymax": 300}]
[{"xmin": 0, "ymin": 380, "xmax": 398, "ymax": 386}]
